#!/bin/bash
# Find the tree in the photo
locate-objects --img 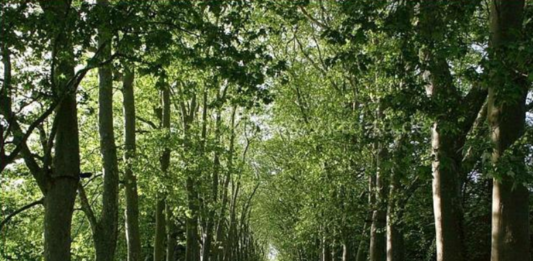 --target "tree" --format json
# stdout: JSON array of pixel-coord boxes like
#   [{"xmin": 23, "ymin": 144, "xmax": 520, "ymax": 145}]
[{"xmin": 488, "ymin": 1, "xmax": 530, "ymax": 260}]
